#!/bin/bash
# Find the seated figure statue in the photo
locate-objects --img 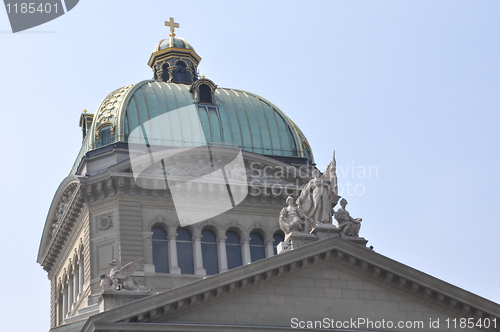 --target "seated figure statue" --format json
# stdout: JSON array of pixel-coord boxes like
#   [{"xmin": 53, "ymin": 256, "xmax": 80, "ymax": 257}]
[
  {"xmin": 334, "ymin": 198, "xmax": 362, "ymax": 237},
  {"xmin": 279, "ymin": 196, "xmax": 308, "ymax": 234}
]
